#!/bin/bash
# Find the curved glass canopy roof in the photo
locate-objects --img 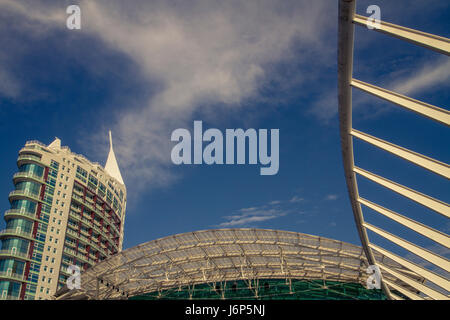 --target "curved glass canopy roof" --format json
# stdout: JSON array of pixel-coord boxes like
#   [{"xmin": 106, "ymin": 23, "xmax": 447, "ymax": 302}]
[{"xmin": 55, "ymin": 228, "xmax": 413, "ymax": 300}]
